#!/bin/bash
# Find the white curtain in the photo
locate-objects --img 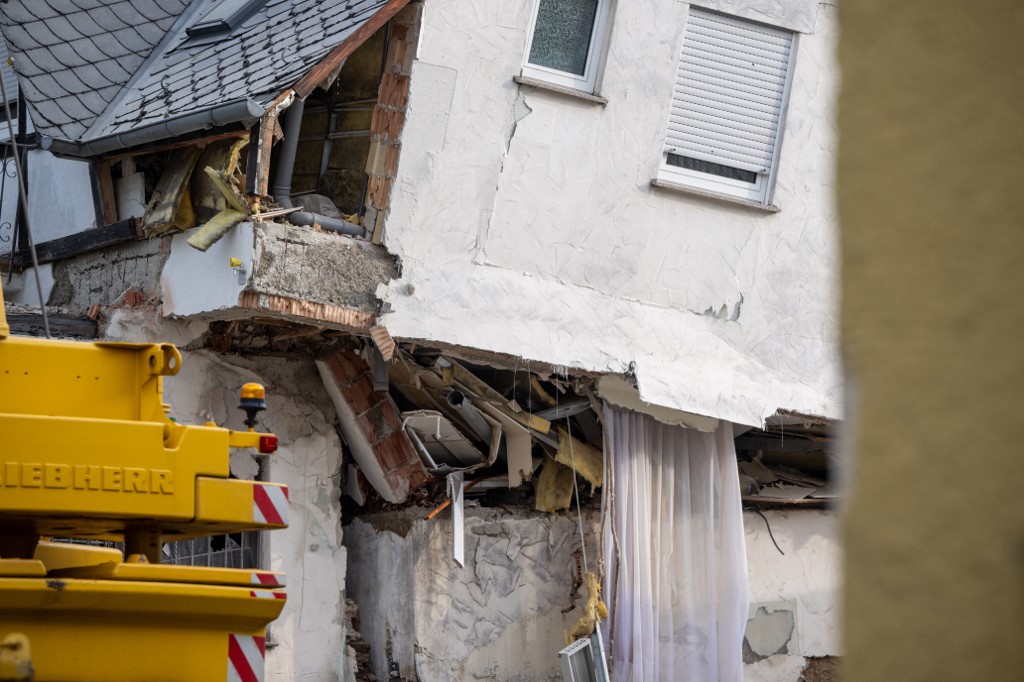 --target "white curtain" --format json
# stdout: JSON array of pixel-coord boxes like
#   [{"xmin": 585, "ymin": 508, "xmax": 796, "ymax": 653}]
[{"xmin": 602, "ymin": 407, "xmax": 748, "ymax": 682}]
